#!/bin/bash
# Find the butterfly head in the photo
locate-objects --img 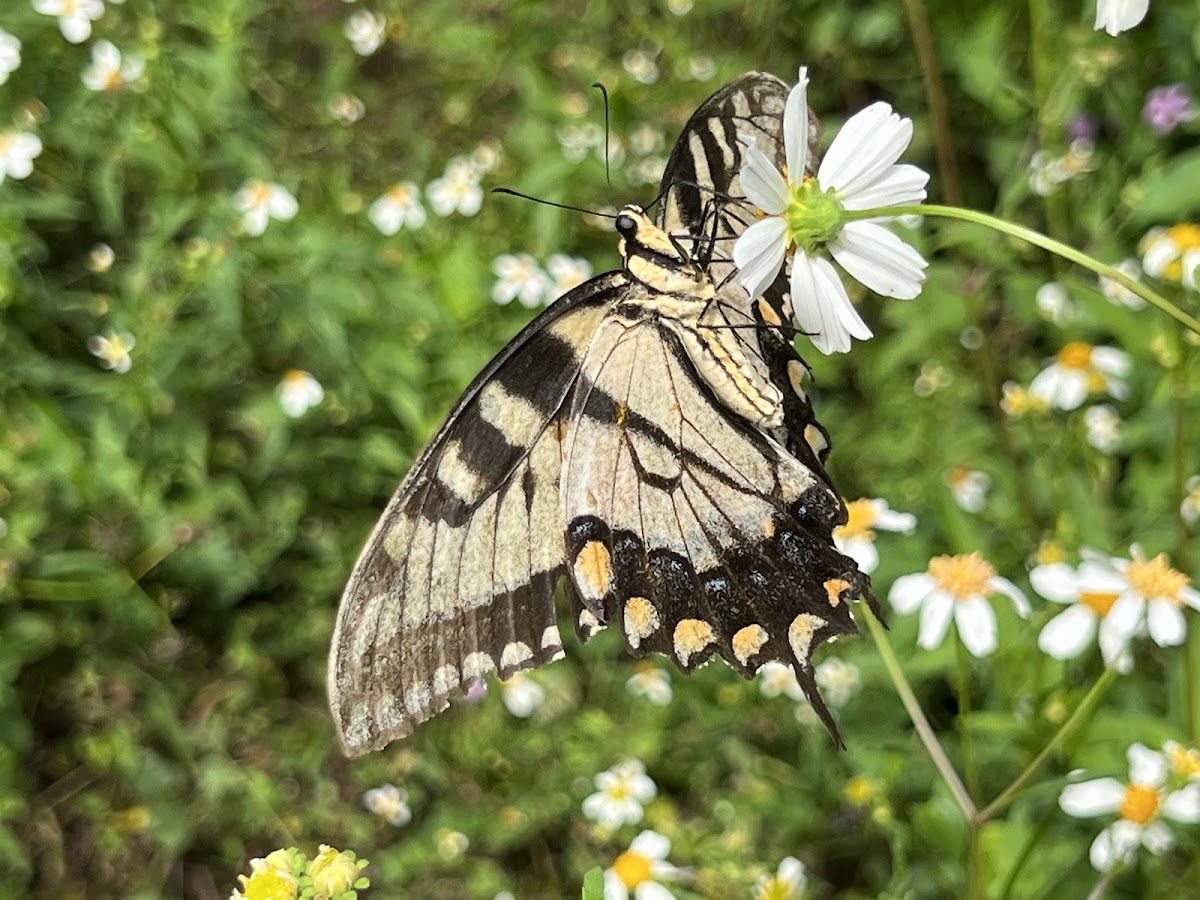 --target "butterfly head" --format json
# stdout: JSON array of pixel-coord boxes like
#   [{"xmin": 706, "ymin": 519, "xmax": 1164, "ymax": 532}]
[{"xmin": 616, "ymin": 204, "xmax": 709, "ymax": 296}]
